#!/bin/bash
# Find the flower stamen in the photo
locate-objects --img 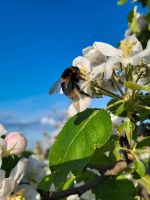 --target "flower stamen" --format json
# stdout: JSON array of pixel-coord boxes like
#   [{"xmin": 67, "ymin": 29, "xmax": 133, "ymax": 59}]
[{"xmin": 120, "ymin": 40, "xmax": 136, "ymax": 58}]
